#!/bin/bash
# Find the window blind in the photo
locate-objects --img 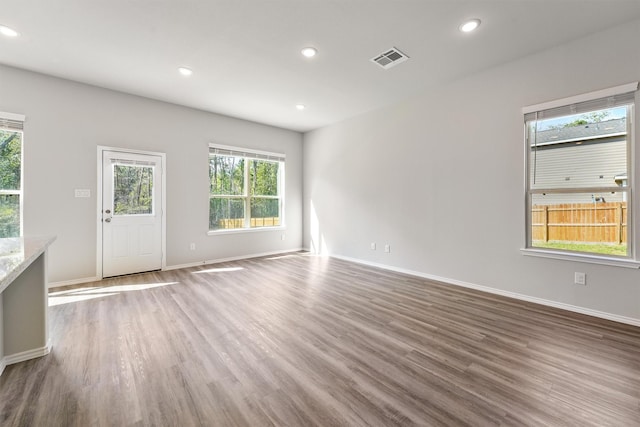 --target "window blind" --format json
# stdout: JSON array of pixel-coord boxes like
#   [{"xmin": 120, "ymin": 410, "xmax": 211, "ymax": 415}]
[
  {"xmin": 209, "ymin": 144, "xmax": 285, "ymax": 162},
  {"xmin": 111, "ymin": 158, "xmax": 157, "ymax": 167},
  {"xmin": 524, "ymin": 86, "xmax": 637, "ymax": 122},
  {"xmin": 0, "ymin": 112, "xmax": 25, "ymax": 131}
]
